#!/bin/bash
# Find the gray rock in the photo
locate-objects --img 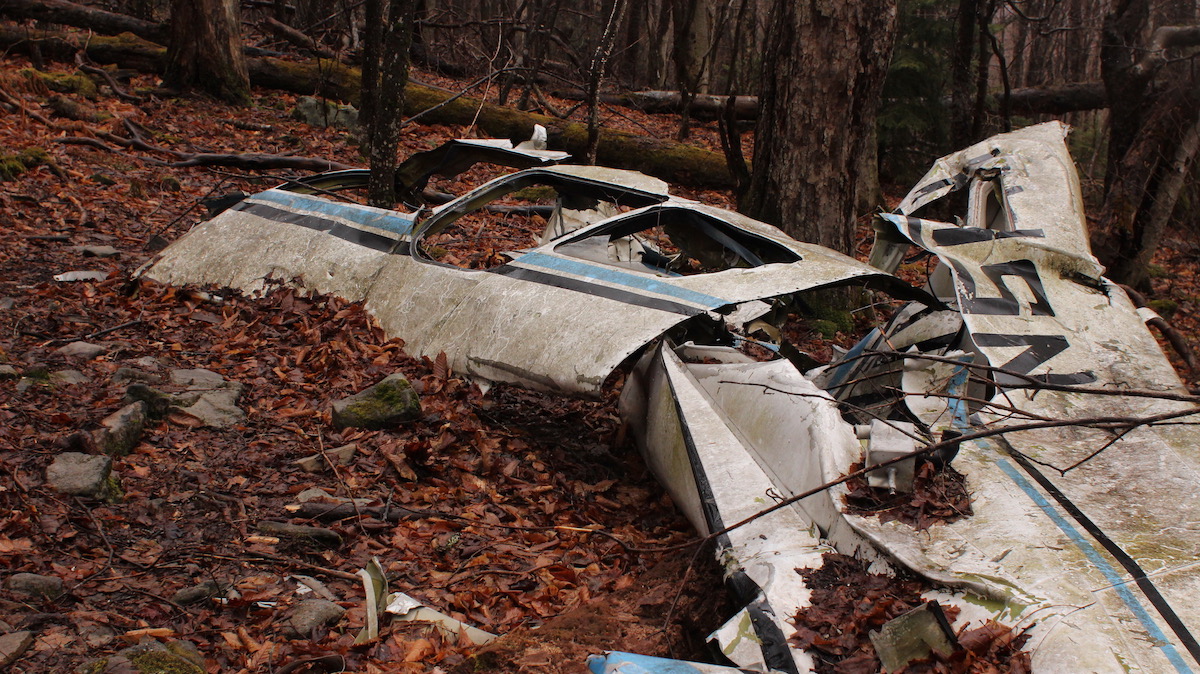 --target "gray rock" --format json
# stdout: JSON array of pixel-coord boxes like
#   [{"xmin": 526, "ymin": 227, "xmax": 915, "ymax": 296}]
[
  {"xmin": 0, "ymin": 365, "xmax": 17, "ymax": 380},
  {"xmin": 171, "ymin": 580, "xmax": 221, "ymax": 606},
  {"xmin": 80, "ymin": 623, "xmax": 116, "ymax": 648},
  {"xmin": 93, "ymin": 401, "xmax": 148, "ymax": 456},
  {"xmin": 169, "ymin": 368, "xmax": 227, "ymax": 389},
  {"xmin": 131, "ymin": 356, "xmax": 165, "ymax": 371},
  {"xmin": 291, "ymin": 96, "xmax": 359, "ymax": 130},
  {"xmin": 0, "ymin": 631, "xmax": 34, "ymax": 668},
  {"xmin": 53, "ymin": 271, "xmax": 108, "ymax": 282},
  {"xmin": 50, "ymin": 369, "xmax": 89, "ymax": 386},
  {"xmin": 332, "ymin": 373, "xmax": 421, "ymax": 430},
  {"xmin": 78, "ymin": 245, "xmax": 120, "ymax": 258},
  {"xmin": 295, "ymin": 487, "xmax": 337, "ymax": 503},
  {"xmin": 4, "ymin": 573, "xmax": 63, "ymax": 599},
  {"xmin": 293, "ymin": 443, "xmax": 358, "ymax": 472},
  {"xmin": 46, "ymin": 452, "xmax": 119, "ymax": 500},
  {"xmin": 168, "ymin": 369, "xmax": 245, "ymax": 428},
  {"xmin": 113, "ymin": 367, "xmax": 163, "ymax": 385},
  {"xmin": 0, "ymin": 298, "xmax": 14, "ymax": 311},
  {"xmin": 56, "ymin": 341, "xmax": 106, "ymax": 359},
  {"xmin": 257, "ymin": 521, "xmax": 342, "ymax": 548},
  {"xmin": 285, "ymin": 598, "xmax": 345, "ymax": 639}
]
